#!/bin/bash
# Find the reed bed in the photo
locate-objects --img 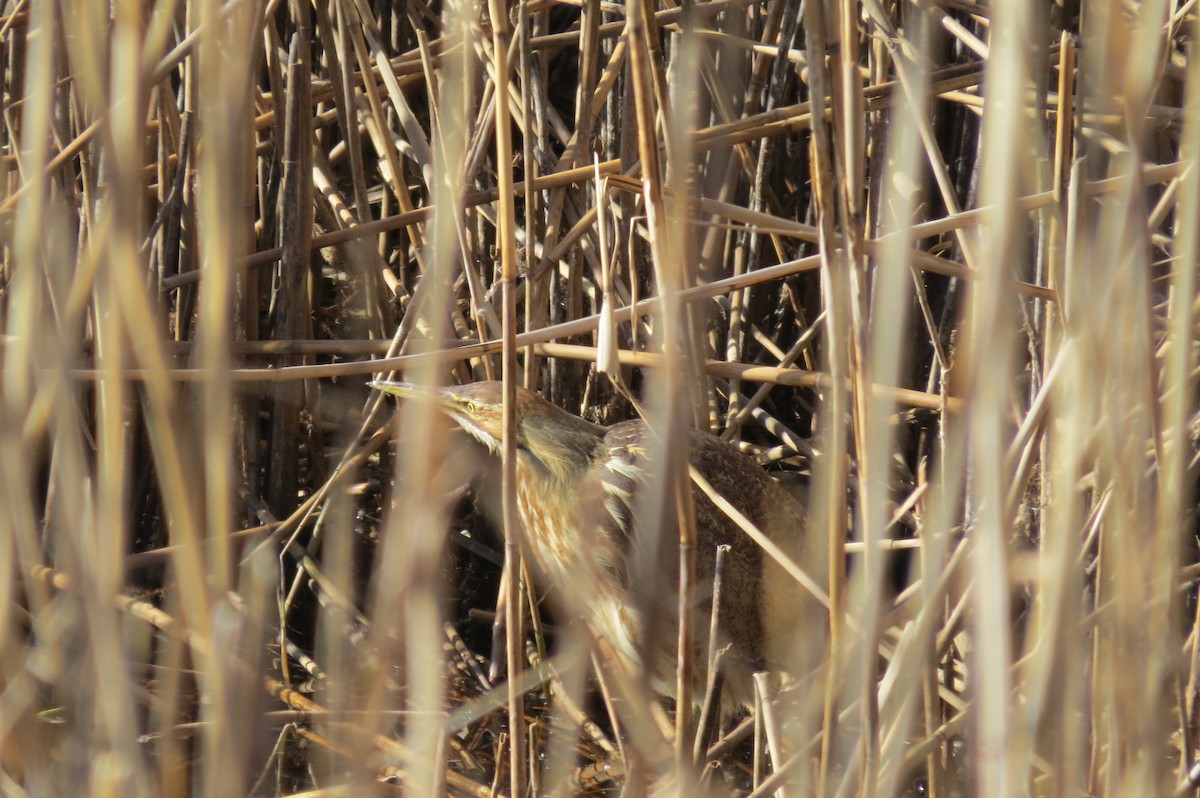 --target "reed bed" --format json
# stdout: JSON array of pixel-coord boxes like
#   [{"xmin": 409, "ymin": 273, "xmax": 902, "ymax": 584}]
[{"xmin": 1, "ymin": 0, "xmax": 1197, "ymax": 796}]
